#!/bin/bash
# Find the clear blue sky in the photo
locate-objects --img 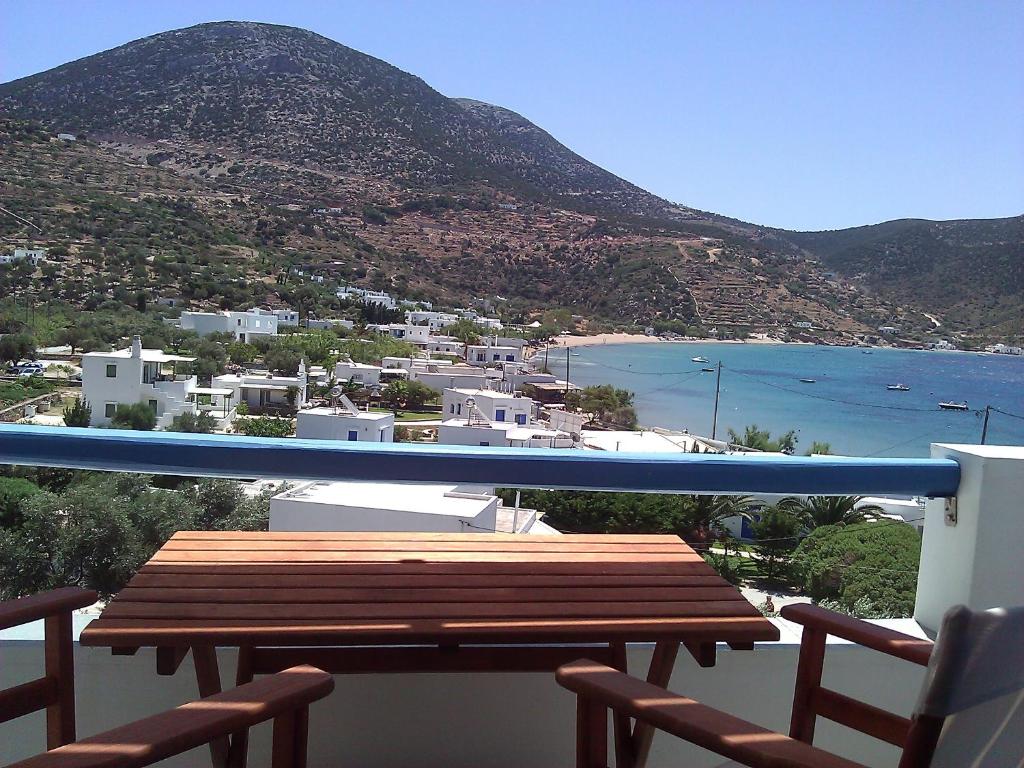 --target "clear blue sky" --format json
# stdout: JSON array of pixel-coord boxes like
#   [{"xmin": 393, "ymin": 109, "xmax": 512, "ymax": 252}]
[{"xmin": 2, "ymin": 1, "xmax": 1022, "ymax": 230}]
